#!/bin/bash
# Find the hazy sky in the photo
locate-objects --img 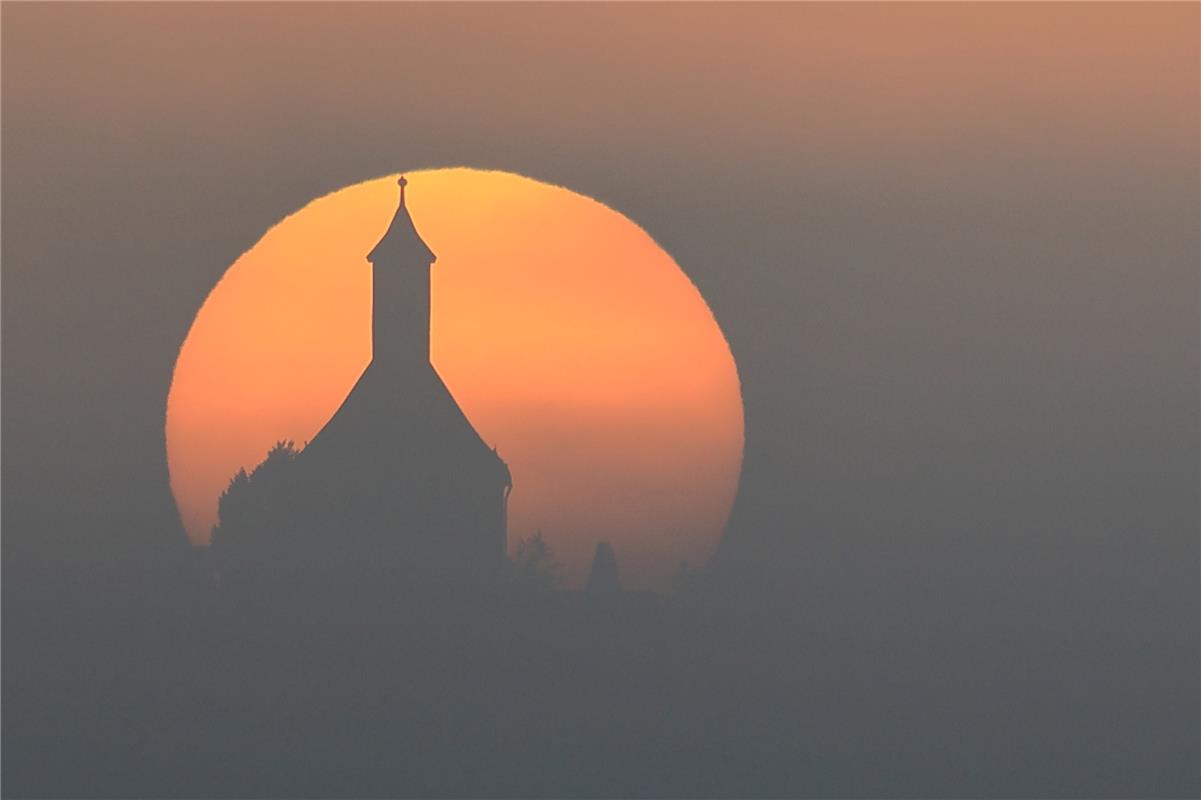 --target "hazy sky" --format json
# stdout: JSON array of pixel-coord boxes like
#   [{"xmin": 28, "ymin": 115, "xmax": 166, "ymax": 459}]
[{"xmin": 4, "ymin": 3, "xmax": 1198, "ymax": 795}]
